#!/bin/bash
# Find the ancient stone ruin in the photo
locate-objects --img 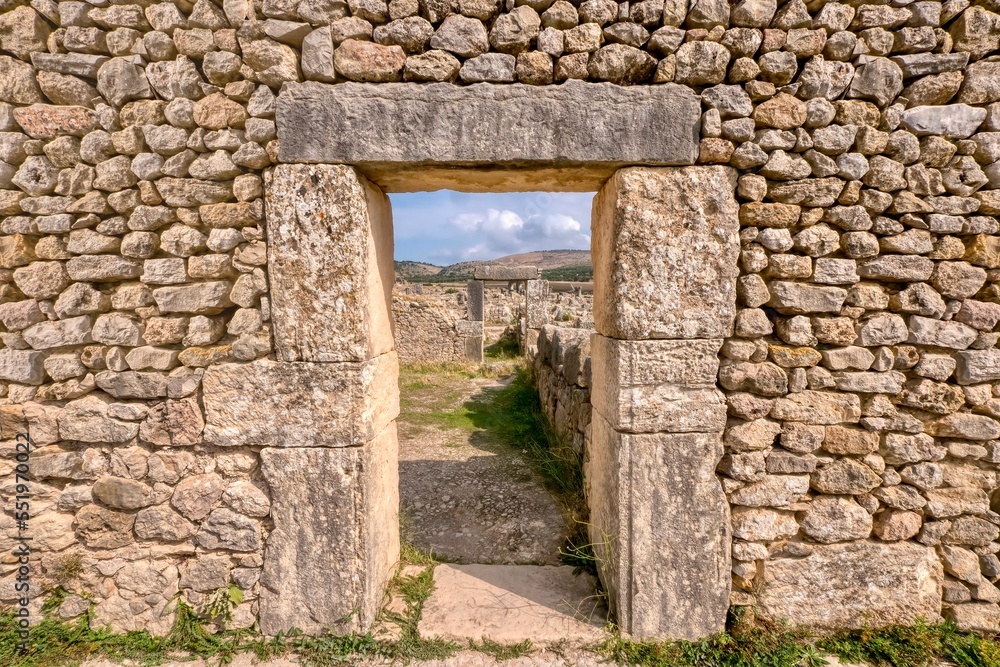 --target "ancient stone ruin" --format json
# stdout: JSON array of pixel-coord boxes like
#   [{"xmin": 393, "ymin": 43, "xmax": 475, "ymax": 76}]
[
  {"xmin": 2, "ymin": 0, "xmax": 1000, "ymax": 643},
  {"xmin": 465, "ymin": 264, "xmax": 548, "ymax": 359},
  {"xmin": 391, "ymin": 266, "xmax": 549, "ymax": 362}
]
